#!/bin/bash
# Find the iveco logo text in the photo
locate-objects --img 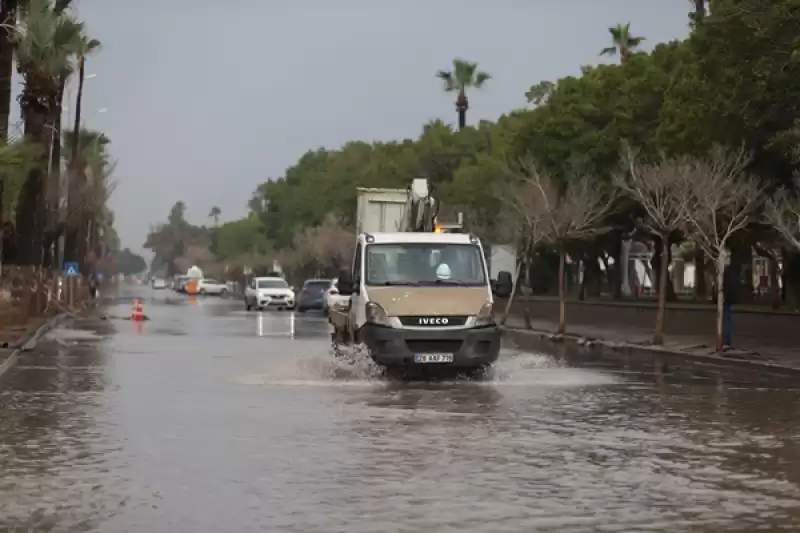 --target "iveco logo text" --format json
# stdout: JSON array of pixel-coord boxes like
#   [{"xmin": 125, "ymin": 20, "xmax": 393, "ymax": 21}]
[{"xmin": 418, "ymin": 317, "xmax": 448, "ymax": 325}]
